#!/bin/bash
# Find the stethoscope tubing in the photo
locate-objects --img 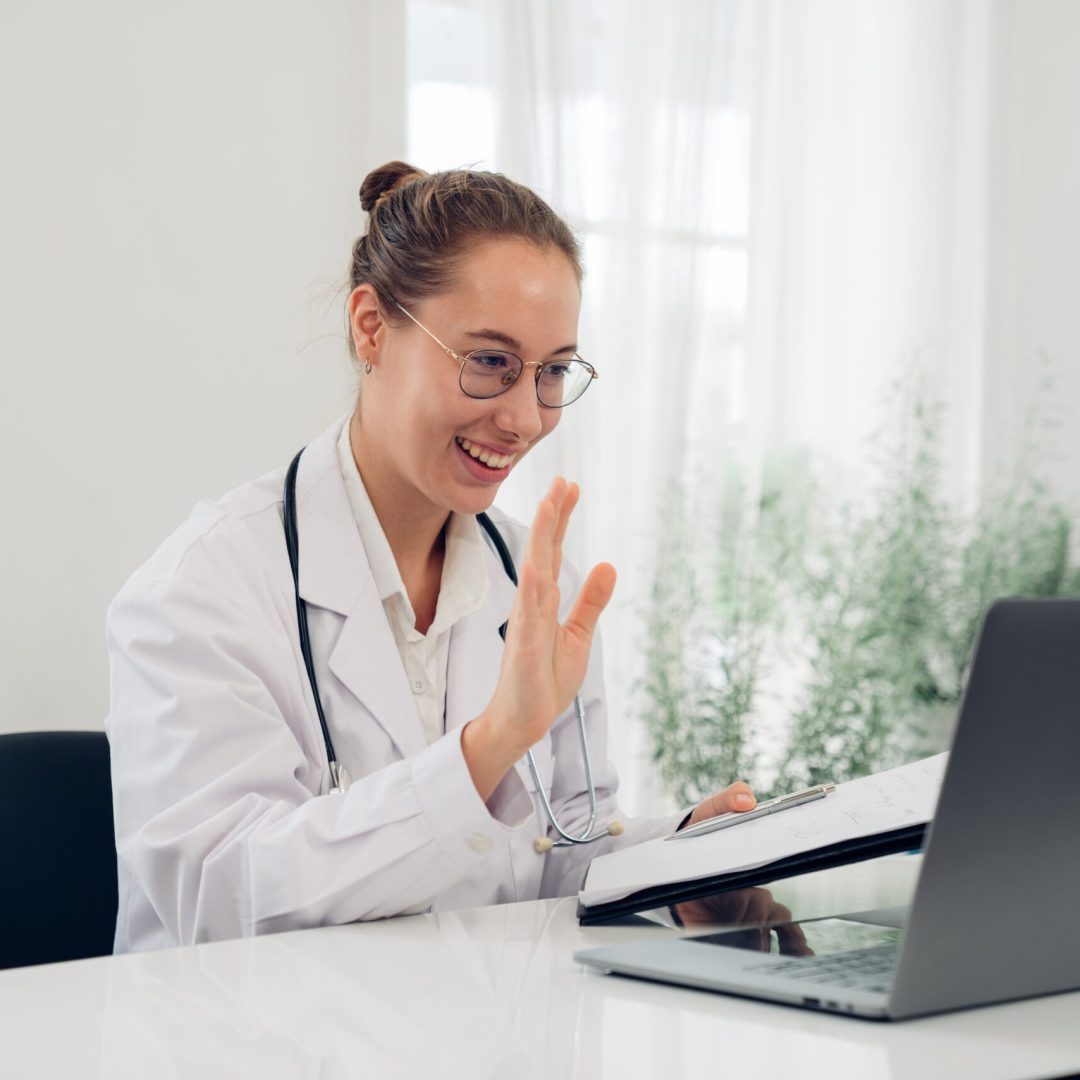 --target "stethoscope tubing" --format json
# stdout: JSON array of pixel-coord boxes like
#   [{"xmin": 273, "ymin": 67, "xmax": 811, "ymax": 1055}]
[
  {"xmin": 525, "ymin": 695, "xmax": 602, "ymax": 847},
  {"xmin": 284, "ymin": 446, "xmax": 609, "ymax": 847},
  {"xmin": 284, "ymin": 451, "xmax": 342, "ymax": 790}
]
